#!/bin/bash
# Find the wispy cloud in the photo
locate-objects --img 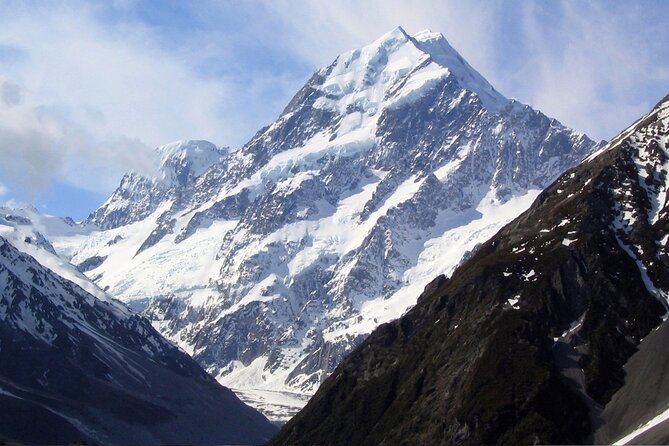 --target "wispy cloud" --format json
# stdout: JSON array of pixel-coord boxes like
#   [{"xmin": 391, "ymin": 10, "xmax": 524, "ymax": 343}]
[
  {"xmin": 514, "ymin": 1, "xmax": 669, "ymax": 140},
  {"xmin": 263, "ymin": 0, "xmax": 504, "ymax": 83},
  {"xmin": 0, "ymin": 2, "xmax": 238, "ymax": 196},
  {"xmin": 0, "ymin": 0, "xmax": 667, "ymax": 205}
]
